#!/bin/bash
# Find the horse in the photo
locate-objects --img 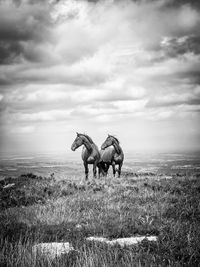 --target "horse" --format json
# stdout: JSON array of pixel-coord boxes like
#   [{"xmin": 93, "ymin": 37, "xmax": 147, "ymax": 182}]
[
  {"xmin": 101, "ymin": 134, "xmax": 124, "ymax": 177},
  {"xmin": 71, "ymin": 133, "xmax": 101, "ymax": 180}
]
